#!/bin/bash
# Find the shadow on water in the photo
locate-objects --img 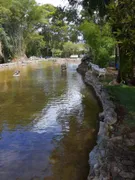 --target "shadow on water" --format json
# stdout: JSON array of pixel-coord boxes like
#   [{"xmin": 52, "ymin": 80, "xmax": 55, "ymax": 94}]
[{"xmin": 0, "ymin": 61, "xmax": 101, "ymax": 180}]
